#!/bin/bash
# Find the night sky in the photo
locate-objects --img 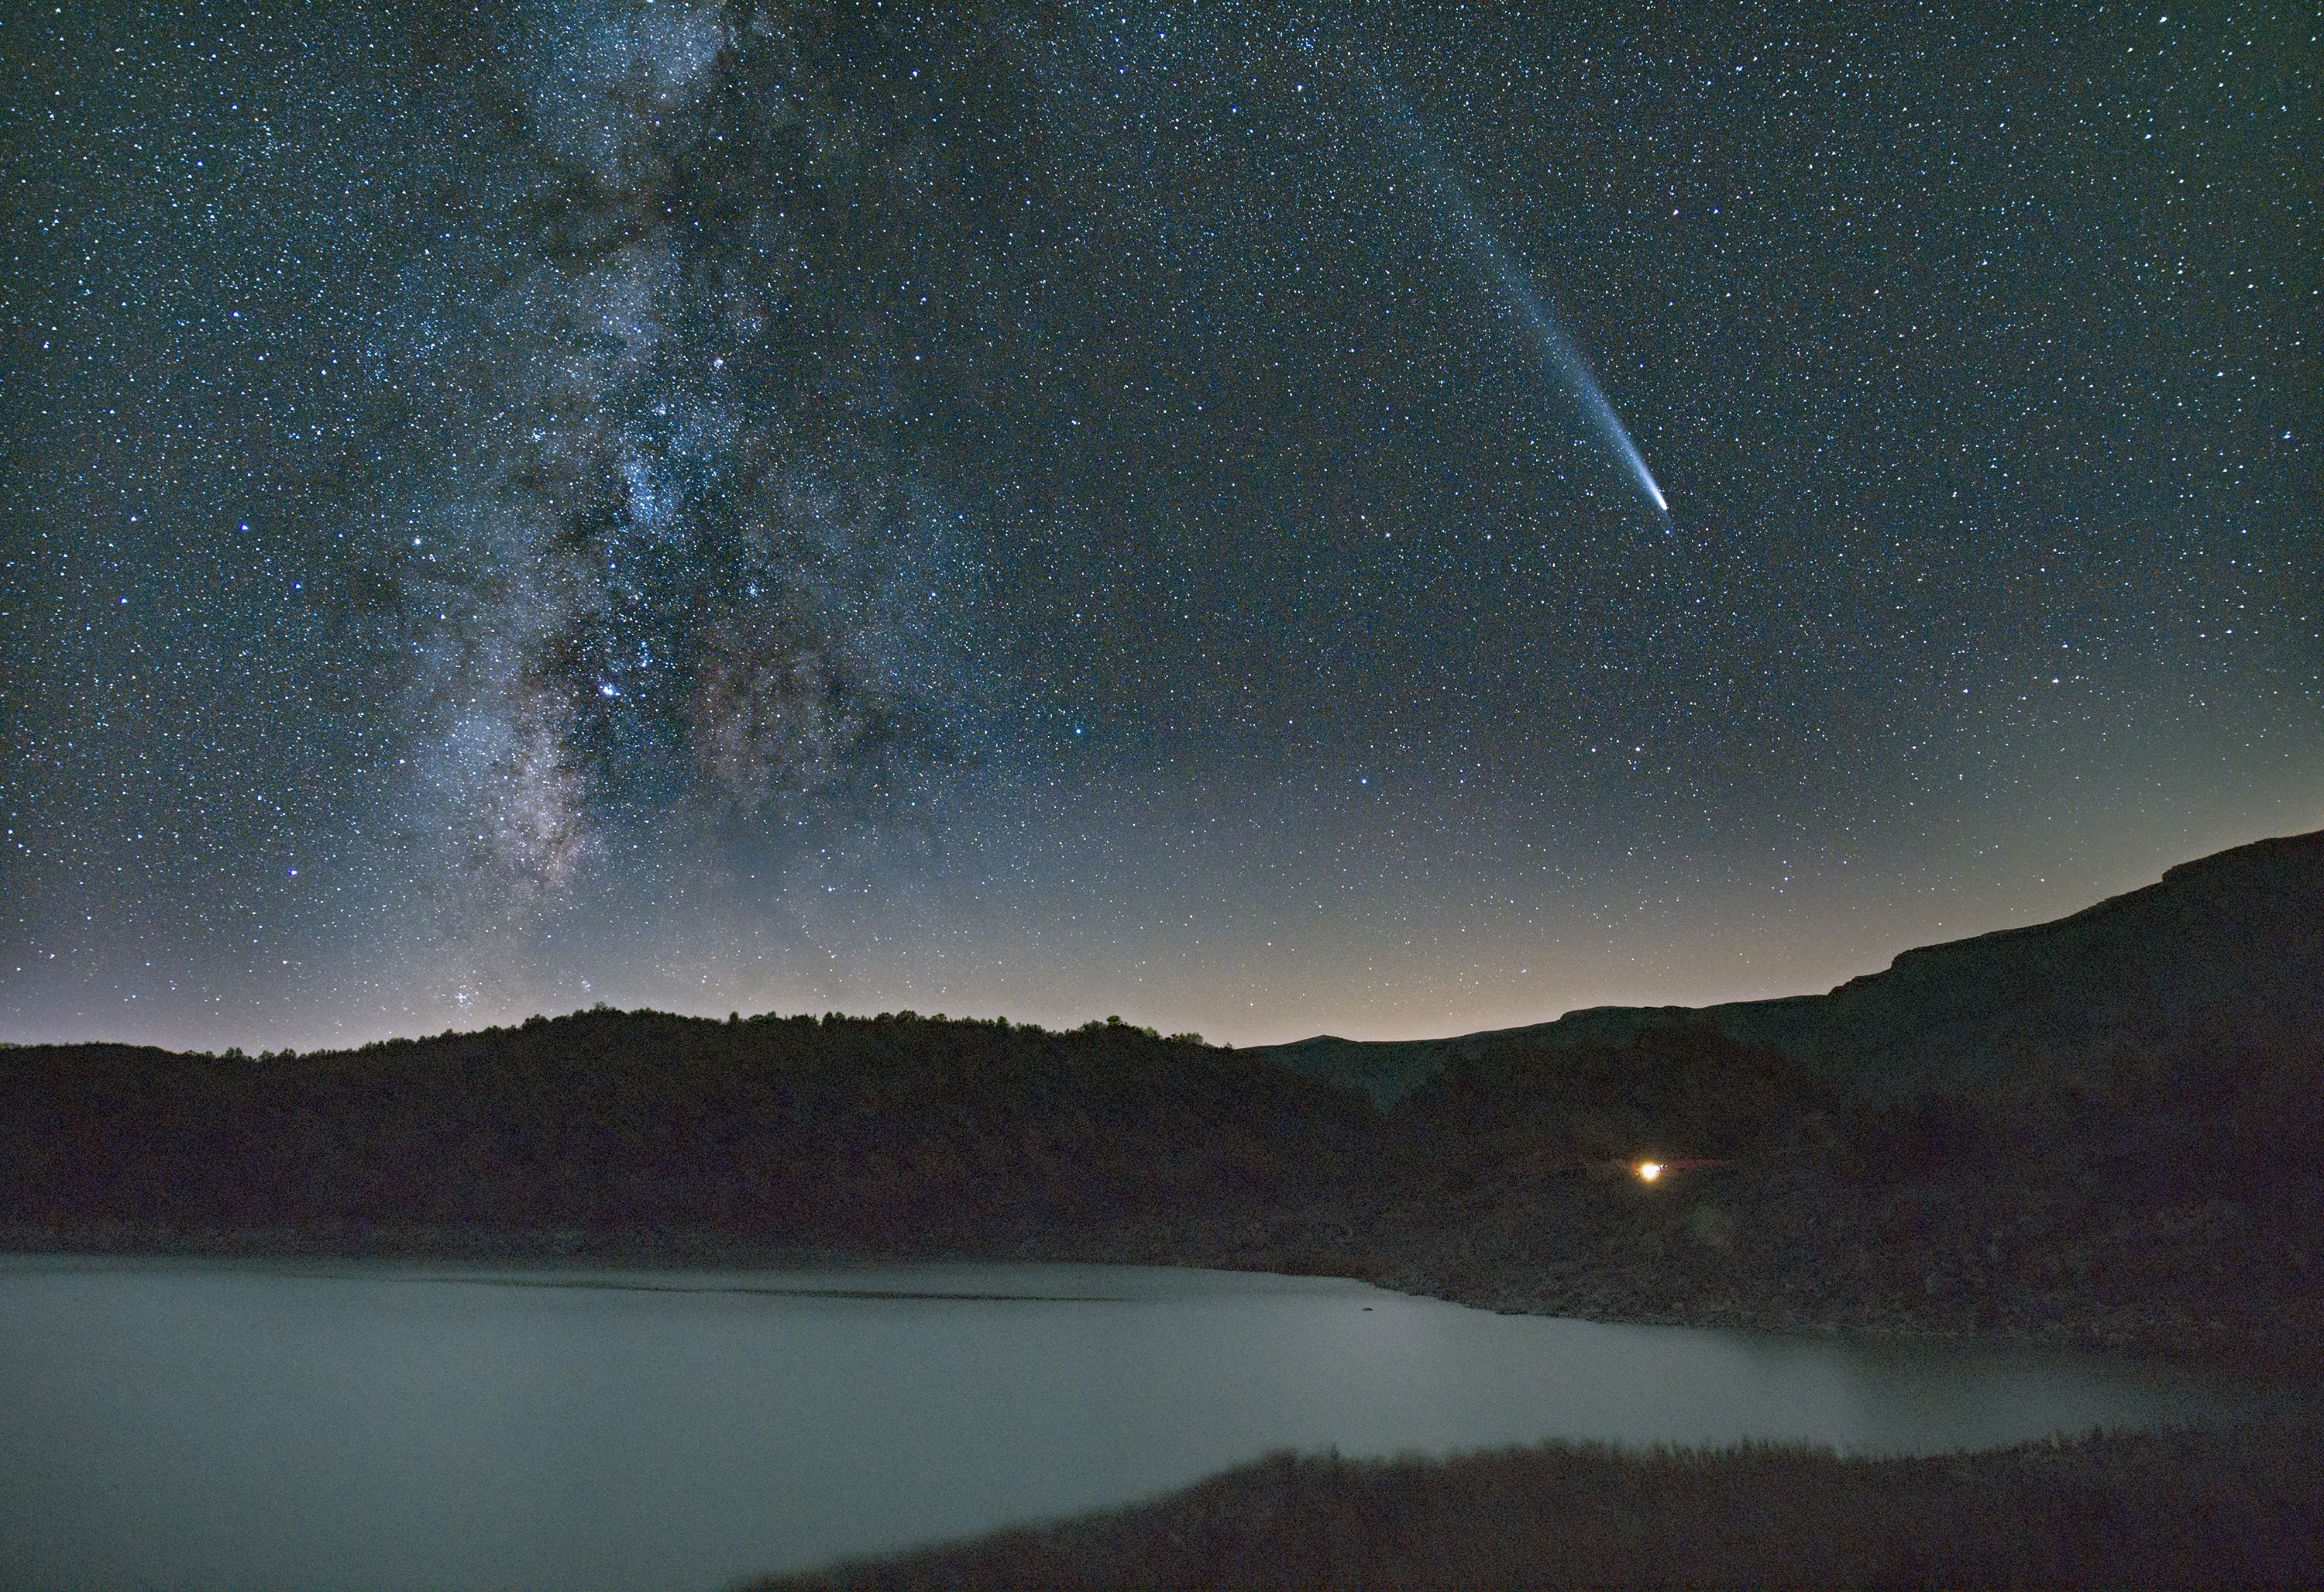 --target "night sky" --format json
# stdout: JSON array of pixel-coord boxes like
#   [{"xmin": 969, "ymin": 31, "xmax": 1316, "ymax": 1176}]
[{"xmin": 4, "ymin": 2, "xmax": 2316, "ymax": 1051}]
